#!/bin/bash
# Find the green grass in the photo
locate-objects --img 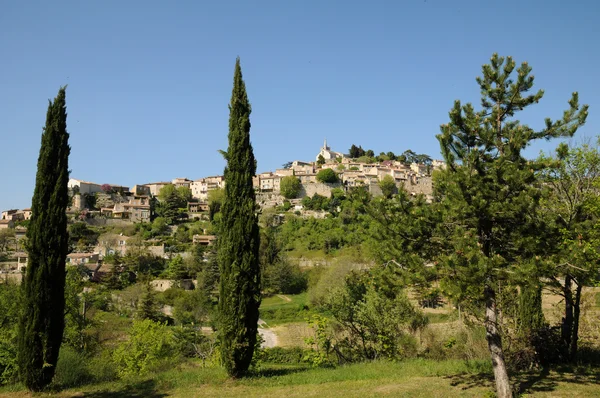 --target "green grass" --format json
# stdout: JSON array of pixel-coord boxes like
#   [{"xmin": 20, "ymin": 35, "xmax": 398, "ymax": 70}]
[
  {"xmin": 3, "ymin": 359, "xmax": 599, "ymax": 397},
  {"xmin": 260, "ymin": 293, "xmax": 312, "ymax": 326}
]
